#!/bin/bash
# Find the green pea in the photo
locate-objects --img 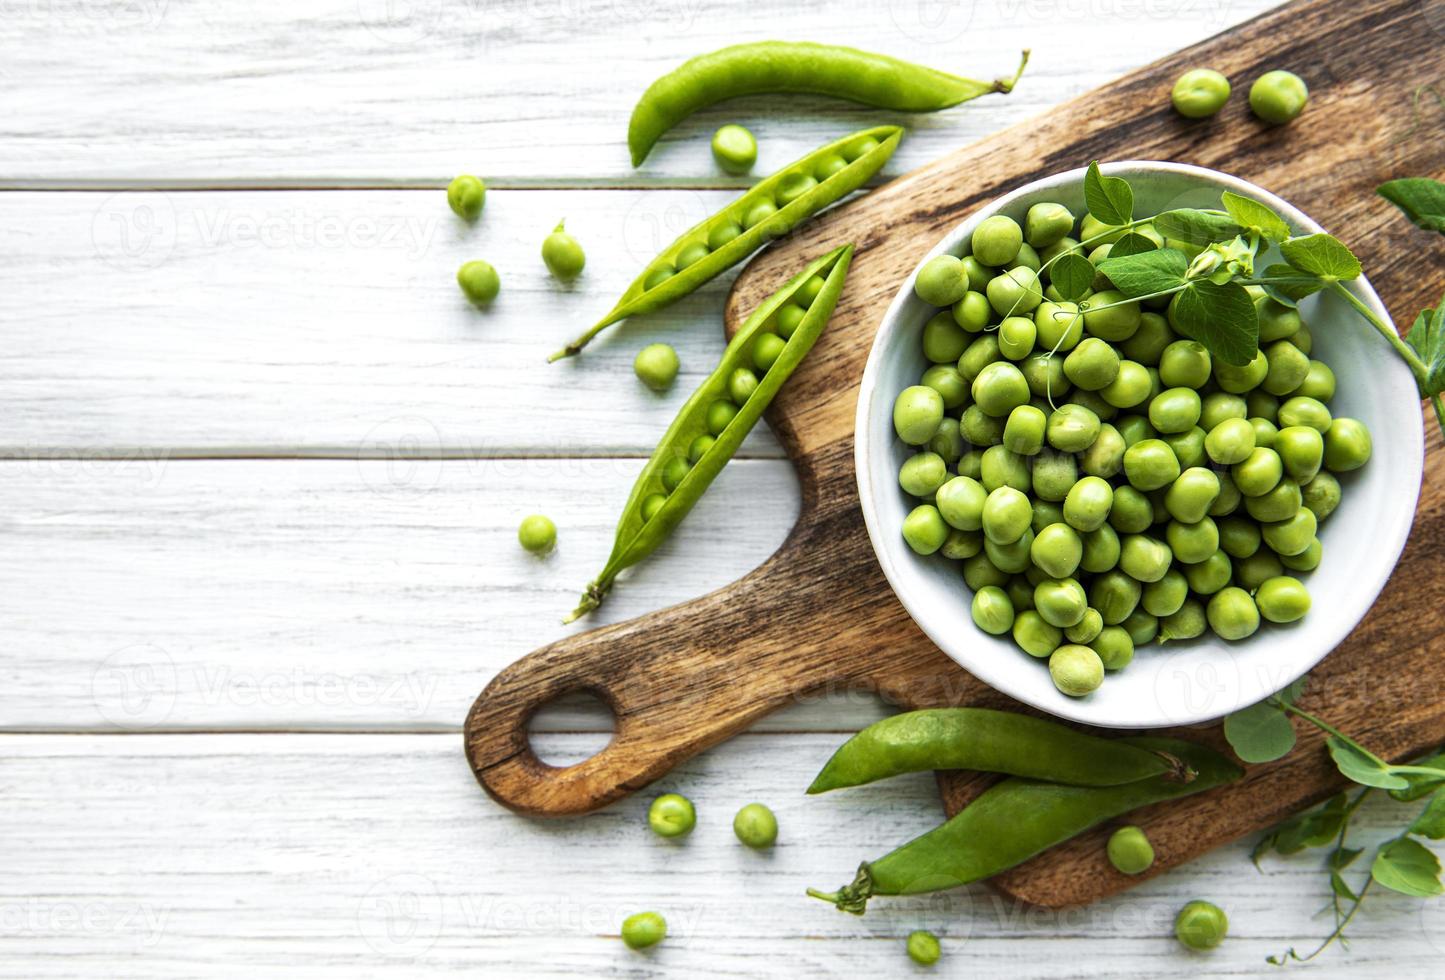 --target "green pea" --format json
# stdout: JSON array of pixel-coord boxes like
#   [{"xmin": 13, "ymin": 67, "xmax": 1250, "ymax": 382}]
[
  {"xmin": 1278, "ymin": 396, "xmax": 1332, "ymax": 433},
  {"xmin": 1171, "ymin": 68, "xmax": 1232, "ymax": 118},
  {"xmin": 928, "ymin": 418, "xmax": 966, "ymax": 466},
  {"xmin": 1063, "ymin": 337, "xmax": 1122, "ymax": 391},
  {"xmin": 997, "ymin": 315, "xmax": 1037, "ymax": 361},
  {"xmin": 641, "ymin": 493, "xmax": 667, "ymax": 522},
  {"xmin": 1031, "ymin": 499, "xmax": 1065, "ymax": 533},
  {"xmin": 457, "ymin": 259, "xmax": 501, "ymax": 305},
  {"xmin": 1164, "ymin": 467, "xmax": 1221, "ymax": 523},
  {"xmin": 1123, "ymin": 609, "xmax": 1160, "ymax": 645},
  {"xmin": 1045, "ymin": 403, "xmax": 1101, "ymax": 453},
  {"xmin": 1291, "ymin": 323, "xmax": 1314, "ymax": 355},
  {"xmin": 1142, "ymin": 568, "xmax": 1189, "ymax": 617},
  {"xmin": 1065, "ymin": 607, "xmax": 1104, "ymax": 644},
  {"xmin": 1250, "ymin": 69, "xmax": 1309, "ymax": 124},
  {"xmin": 648, "ymin": 792, "xmax": 696, "ymax": 837},
  {"xmin": 1119, "ymin": 534, "xmax": 1173, "ymax": 584},
  {"xmin": 1023, "ymin": 202, "xmax": 1074, "ymax": 248},
  {"xmin": 776, "ymin": 303, "xmax": 808, "ymax": 339},
  {"xmin": 726, "ymin": 799, "xmax": 781, "ymax": 853},
  {"xmin": 982, "ymin": 486, "xmax": 1033, "ymax": 544},
  {"xmin": 959, "ymin": 256, "xmax": 993, "ymax": 292},
  {"xmin": 1064, "ymin": 476, "xmax": 1114, "ymax": 532},
  {"xmin": 1049, "ymin": 644, "xmax": 1104, "ymax": 697},
  {"xmin": 1039, "ymin": 235, "xmax": 1082, "ymax": 267},
  {"xmin": 541, "ymin": 220, "xmax": 586, "ymax": 279},
  {"xmin": 903, "ymin": 504, "xmax": 950, "ymax": 555},
  {"xmin": 1080, "ymin": 525, "xmax": 1122, "ymax": 573},
  {"xmin": 1260, "ymin": 339, "xmax": 1308, "ymax": 397},
  {"xmin": 1213, "ymin": 349, "xmax": 1268, "ymax": 393},
  {"xmin": 643, "ymin": 264, "xmax": 676, "ymax": 291},
  {"xmin": 899, "ymin": 451, "xmax": 947, "ymax": 498},
  {"xmin": 631, "ymin": 343, "xmax": 680, "ymax": 391},
  {"xmin": 711, "ymin": 123, "xmax": 758, "ymax": 174},
  {"xmin": 1246, "ymin": 388, "xmax": 1280, "ymax": 423},
  {"xmin": 972, "ymin": 214, "xmax": 1024, "ymax": 267},
  {"xmin": 920, "ymin": 364, "xmax": 970, "ymax": 410},
  {"xmin": 1166, "ymin": 517, "xmax": 1219, "ymax": 564},
  {"xmin": 815, "ymin": 154, "xmax": 848, "ymax": 180},
  {"xmin": 1159, "ymin": 598, "xmax": 1207, "ymax": 641},
  {"xmin": 981, "ymin": 446, "xmax": 1031, "ymax": 494},
  {"xmin": 1256, "ymin": 297, "xmax": 1302, "ymax": 342},
  {"xmin": 1235, "ymin": 549, "xmax": 1285, "ymax": 592},
  {"xmin": 915, "ymin": 254, "xmax": 968, "ymax": 306},
  {"xmin": 752, "ymin": 332, "xmax": 787, "ymax": 372},
  {"xmin": 1108, "ymin": 485, "xmax": 1153, "ymax": 534},
  {"xmin": 1080, "ymin": 212, "xmax": 1127, "ymax": 245},
  {"xmin": 1243, "ymin": 474, "xmax": 1301, "ymax": 525},
  {"xmin": 960, "ymin": 405, "xmax": 1004, "ymax": 447},
  {"xmin": 1262, "ymin": 507, "xmax": 1318, "ymax": 556},
  {"xmin": 1070, "ymin": 389, "xmax": 1120, "ymax": 425},
  {"xmin": 907, "ymin": 930, "xmax": 942, "ymax": 966},
  {"xmin": 1093, "ymin": 625, "xmax": 1135, "ymax": 670},
  {"xmin": 1090, "ymin": 570, "xmax": 1141, "ymax": 625},
  {"xmin": 708, "ymin": 219, "xmax": 744, "ymax": 251},
  {"xmin": 1030, "ymin": 451, "xmax": 1078, "ymax": 502},
  {"xmin": 1323, "ymin": 418, "xmax": 1372, "ymax": 471},
  {"xmin": 773, "ymin": 173, "xmax": 817, "ymax": 206},
  {"xmin": 940, "ymin": 528, "xmax": 984, "ymax": 560},
  {"xmin": 957, "ymin": 334, "xmax": 1003, "ymax": 384},
  {"xmin": 1100, "ymin": 360, "xmax": 1152, "ymax": 409},
  {"xmin": 1082, "ymin": 289, "xmax": 1141, "ymax": 341},
  {"xmin": 661, "ymin": 455, "xmax": 692, "ymax": 493},
  {"xmin": 1183, "ymin": 551, "xmax": 1232, "ymax": 596},
  {"xmin": 1107, "ymin": 825, "xmax": 1156, "ymax": 874},
  {"xmin": 1249, "ymin": 416, "xmax": 1280, "ymax": 450},
  {"xmin": 956, "ymin": 448, "xmax": 985, "ymax": 481},
  {"xmin": 1256, "ymin": 576, "xmax": 1311, "ymax": 623},
  {"xmin": 936, "ymin": 476, "xmax": 987, "ymax": 531},
  {"xmin": 1230, "ymin": 447, "xmax": 1282, "ymax": 498},
  {"xmin": 1115, "ymin": 413, "xmax": 1155, "ymax": 448},
  {"xmin": 687, "ymin": 434, "xmax": 716, "ymax": 464},
  {"xmin": 1013, "ymin": 609, "xmax": 1064, "ymax": 658},
  {"xmin": 1200, "ymin": 392, "xmax": 1248, "ymax": 431},
  {"xmin": 962, "ymin": 553, "xmax": 1009, "ymax": 590},
  {"xmin": 986, "ymin": 266, "xmax": 1044, "ymax": 316},
  {"xmin": 744, "ymin": 198, "xmax": 779, "ymax": 230},
  {"xmin": 446, "ymin": 174, "xmax": 486, "ymax": 220},
  {"xmin": 1003, "ymin": 404, "xmax": 1047, "ymax": 455},
  {"xmin": 621, "ymin": 911, "xmax": 667, "ymax": 950},
  {"xmin": 1301, "ymin": 472, "xmax": 1342, "ymax": 522},
  {"xmin": 893, "ymin": 386, "xmax": 945, "ymax": 445},
  {"xmin": 1034, "ymin": 578, "xmax": 1089, "ymax": 629},
  {"xmin": 1080, "ymin": 423, "xmax": 1126, "ymax": 479},
  {"xmin": 972, "ymin": 362, "xmax": 1032, "ymax": 417},
  {"xmin": 923, "ymin": 311, "xmax": 968, "ymax": 363},
  {"xmin": 1297, "ymin": 360, "xmax": 1336, "ymax": 402},
  {"xmin": 1035, "ymin": 302, "xmax": 1084, "ymax": 352},
  {"xmin": 706, "ymin": 398, "xmax": 739, "ymax": 435},
  {"xmin": 1013, "ymin": 242, "xmax": 1042, "ymax": 273},
  {"xmin": 1161, "ymin": 426, "xmax": 1207, "ymax": 470},
  {"xmin": 1006, "ymin": 575, "xmax": 1037, "ymax": 611},
  {"xmin": 952, "ymin": 291, "xmax": 992, "ymax": 332},
  {"xmin": 517, "ymin": 514, "xmax": 557, "ymax": 555},
  {"xmin": 1203, "ymin": 417, "xmax": 1255, "ymax": 467},
  {"xmin": 1123, "ymin": 439, "xmax": 1181, "ymax": 492},
  {"xmin": 1157, "ymin": 340, "xmax": 1211, "ymax": 389},
  {"xmin": 1021, "ymin": 353, "xmax": 1070, "ymax": 400},
  {"xmin": 1217, "ymin": 516, "xmax": 1261, "ymax": 559},
  {"xmin": 1280, "ymin": 537, "xmax": 1323, "ymax": 572},
  {"xmin": 1207, "ymin": 586, "xmax": 1260, "ymax": 641},
  {"xmin": 720, "ymin": 366, "xmax": 757, "ymax": 406},
  {"xmin": 972, "ymin": 585, "xmax": 1017, "ymax": 635},
  {"xmin": 1028, "ymin": 522, "xmax": 1081, "ymax": 579}
]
